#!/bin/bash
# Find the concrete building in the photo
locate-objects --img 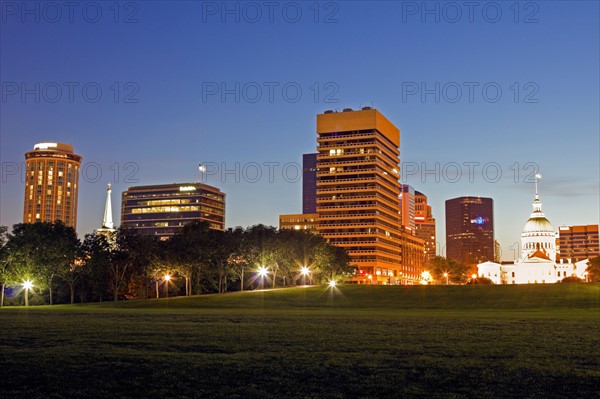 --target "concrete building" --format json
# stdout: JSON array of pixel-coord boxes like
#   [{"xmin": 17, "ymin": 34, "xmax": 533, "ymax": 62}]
[
  {"xmin": 557, "ymin": 225, "xmax": 599, "ymax": 262},
  {"xmin": 316, "ymin": 107, "xmax": 408, "ymax": 283},
  {"xmin": 23, "ymin": 142, "xmax": 82, "ymax": 230},
  {"xmin": 399, "ymin": 184, "xmax": 415, "ymax": 233},
  {"xmin": 121, "ymin": 182, "xmax": 225, "ymax": 240},
  {"xmin": 414, "ymin": 190, "xmax": 437, "ymax": 262}
]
